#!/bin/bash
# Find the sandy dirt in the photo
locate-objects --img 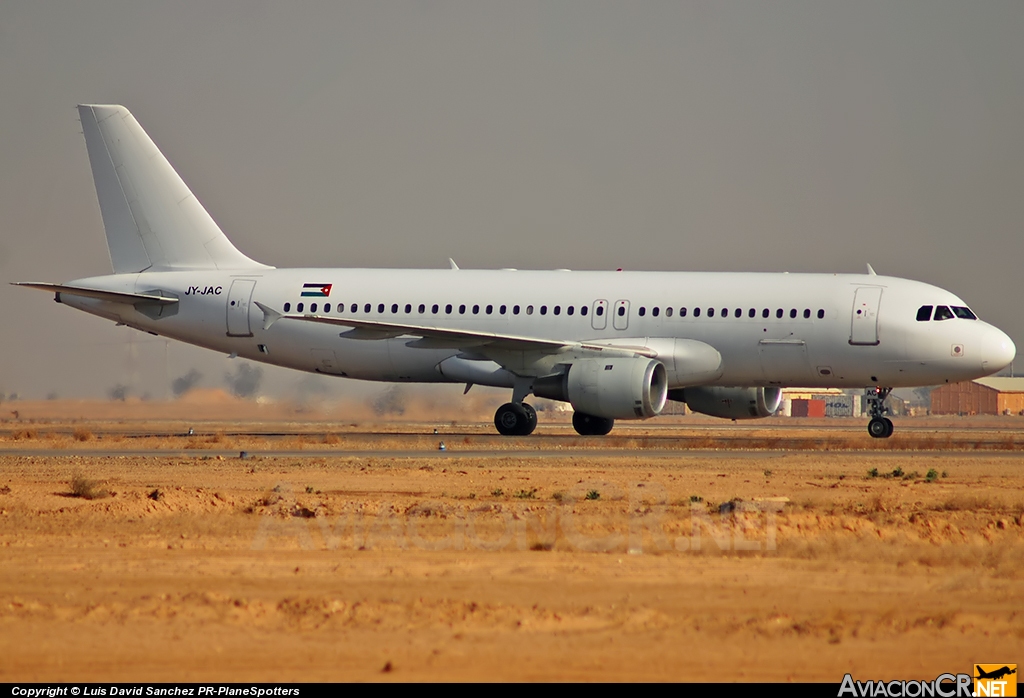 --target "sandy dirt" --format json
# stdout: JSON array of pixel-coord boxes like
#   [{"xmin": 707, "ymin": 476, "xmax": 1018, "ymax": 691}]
[{"xmin": 1, "ymin": 402, "xmax": 1022, "ymax": 682}]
